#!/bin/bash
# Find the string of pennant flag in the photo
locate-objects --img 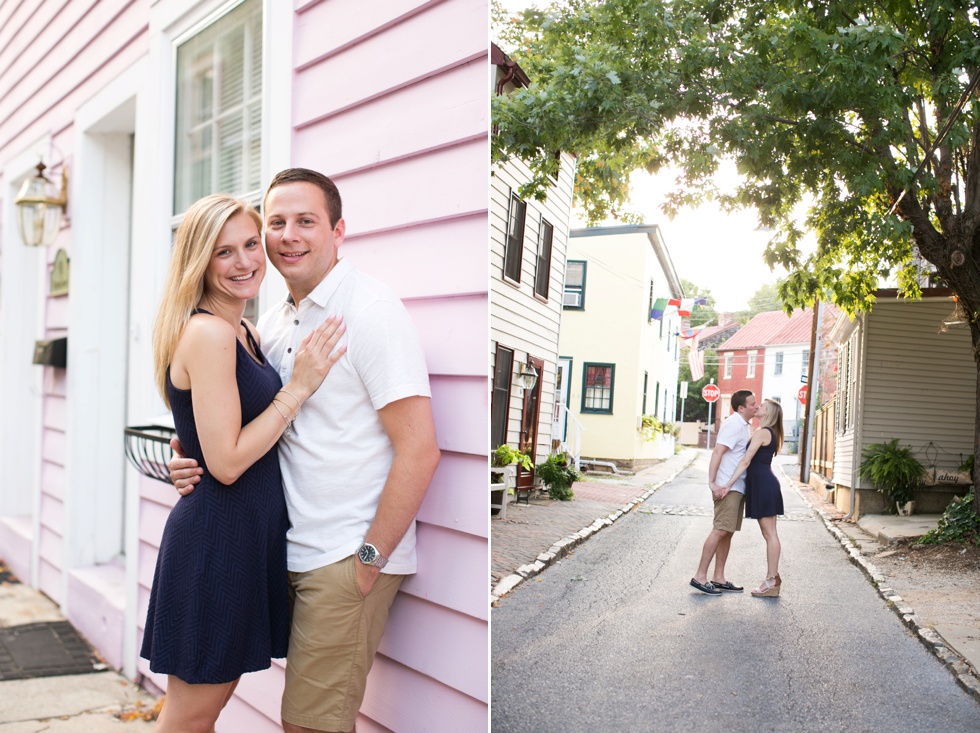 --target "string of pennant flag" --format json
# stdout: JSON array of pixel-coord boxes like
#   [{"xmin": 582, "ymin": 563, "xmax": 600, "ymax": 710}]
[{"xmin": 650, "ymin": 297, "xmax": 708, "ymax": 320}]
